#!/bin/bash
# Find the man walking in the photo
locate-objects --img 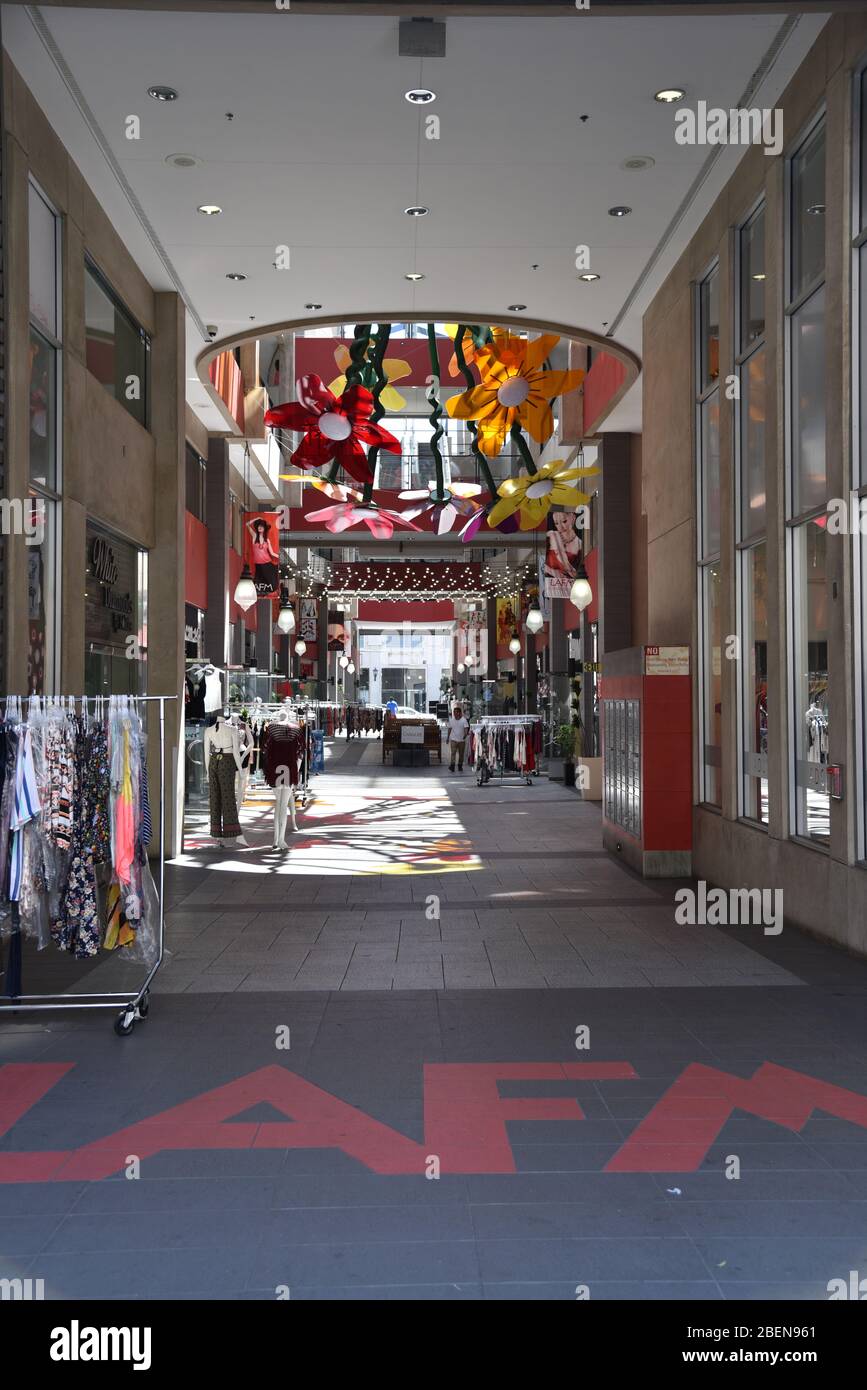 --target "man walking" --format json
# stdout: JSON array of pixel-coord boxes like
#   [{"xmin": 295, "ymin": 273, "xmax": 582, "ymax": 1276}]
[{"xmin": 447, "ymin": 704, "xmax": 469, "ymax": 773}]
